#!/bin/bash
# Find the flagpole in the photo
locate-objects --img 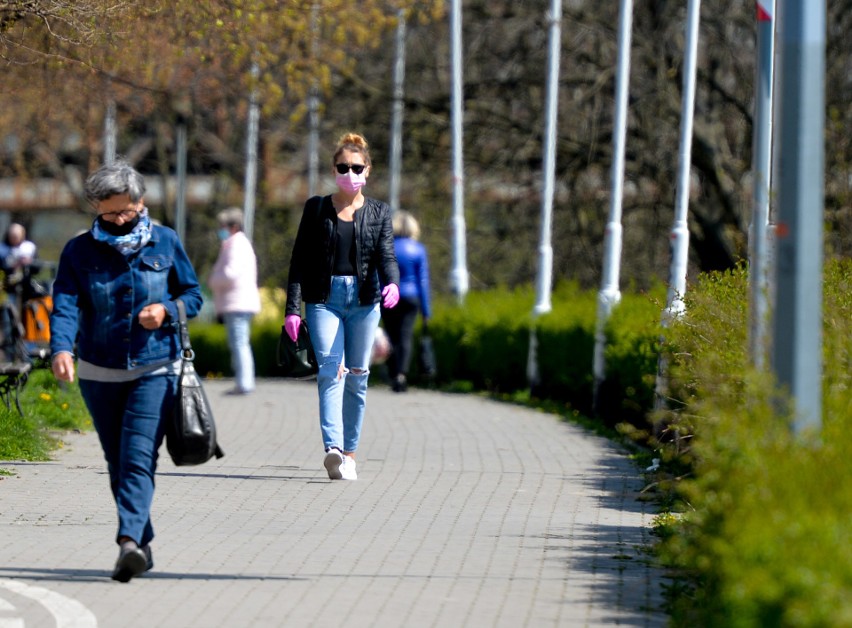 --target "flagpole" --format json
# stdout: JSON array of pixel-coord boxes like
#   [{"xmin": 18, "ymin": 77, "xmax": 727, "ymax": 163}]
[
  {"xmin": 748, "ymin": 0, "xmax": 776, "ymax": 369},
  {"xmin": 593, "ymin": 0, "xmax": 633, "ymax": 409}
]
